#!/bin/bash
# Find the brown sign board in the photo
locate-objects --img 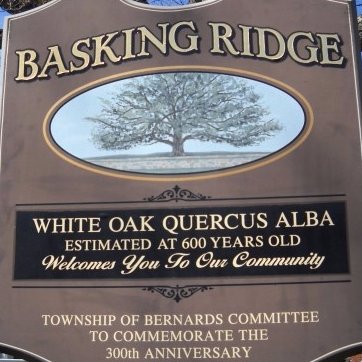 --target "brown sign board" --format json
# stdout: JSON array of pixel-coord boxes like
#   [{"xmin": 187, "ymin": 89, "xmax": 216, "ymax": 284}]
[{"xmin": 0, "ymin": 0, "xmax": 362, "ymax": 360}]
